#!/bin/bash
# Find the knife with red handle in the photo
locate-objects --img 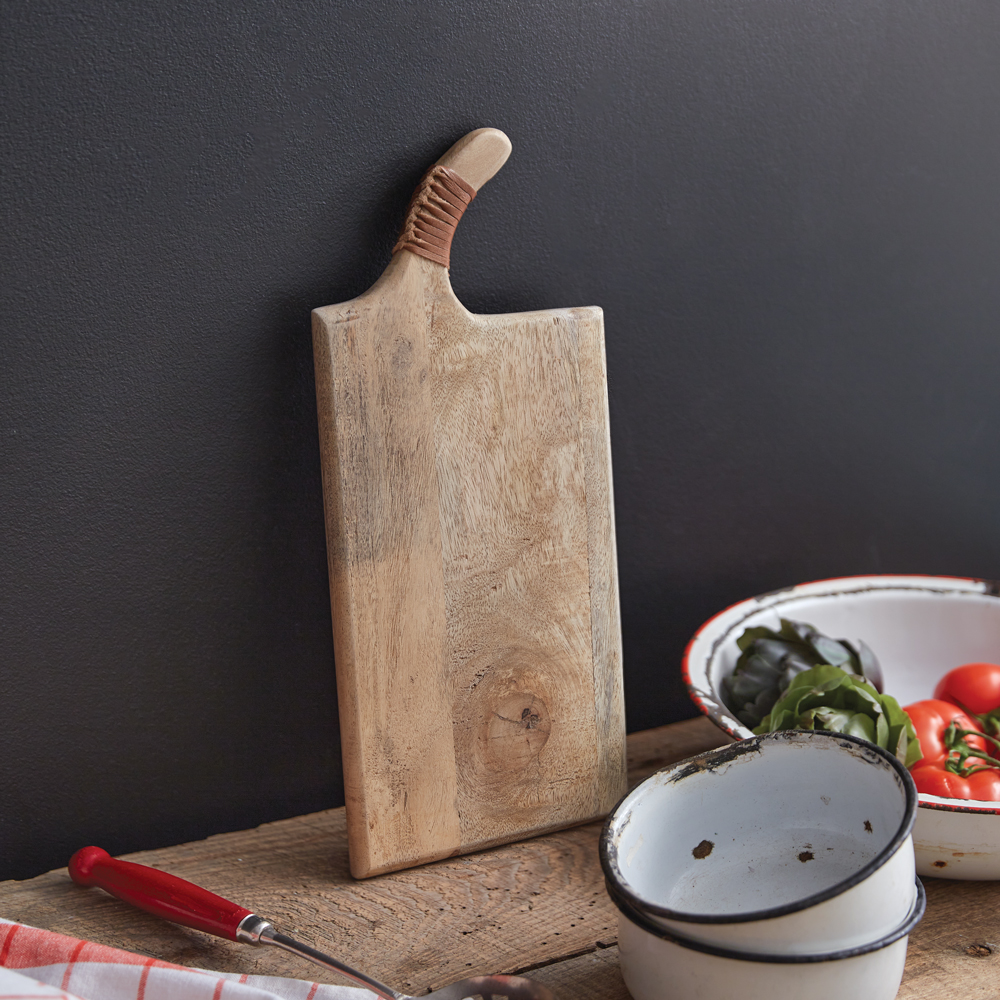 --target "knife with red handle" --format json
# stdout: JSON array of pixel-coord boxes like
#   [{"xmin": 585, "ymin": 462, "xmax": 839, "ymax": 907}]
[
  {"xmin": 68, "ymin": 846, "xmax": 253, "ymax": 941},
  {"xmin": 67, "ymin": 845, "xmax": 557, "ymax": 1000}
]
